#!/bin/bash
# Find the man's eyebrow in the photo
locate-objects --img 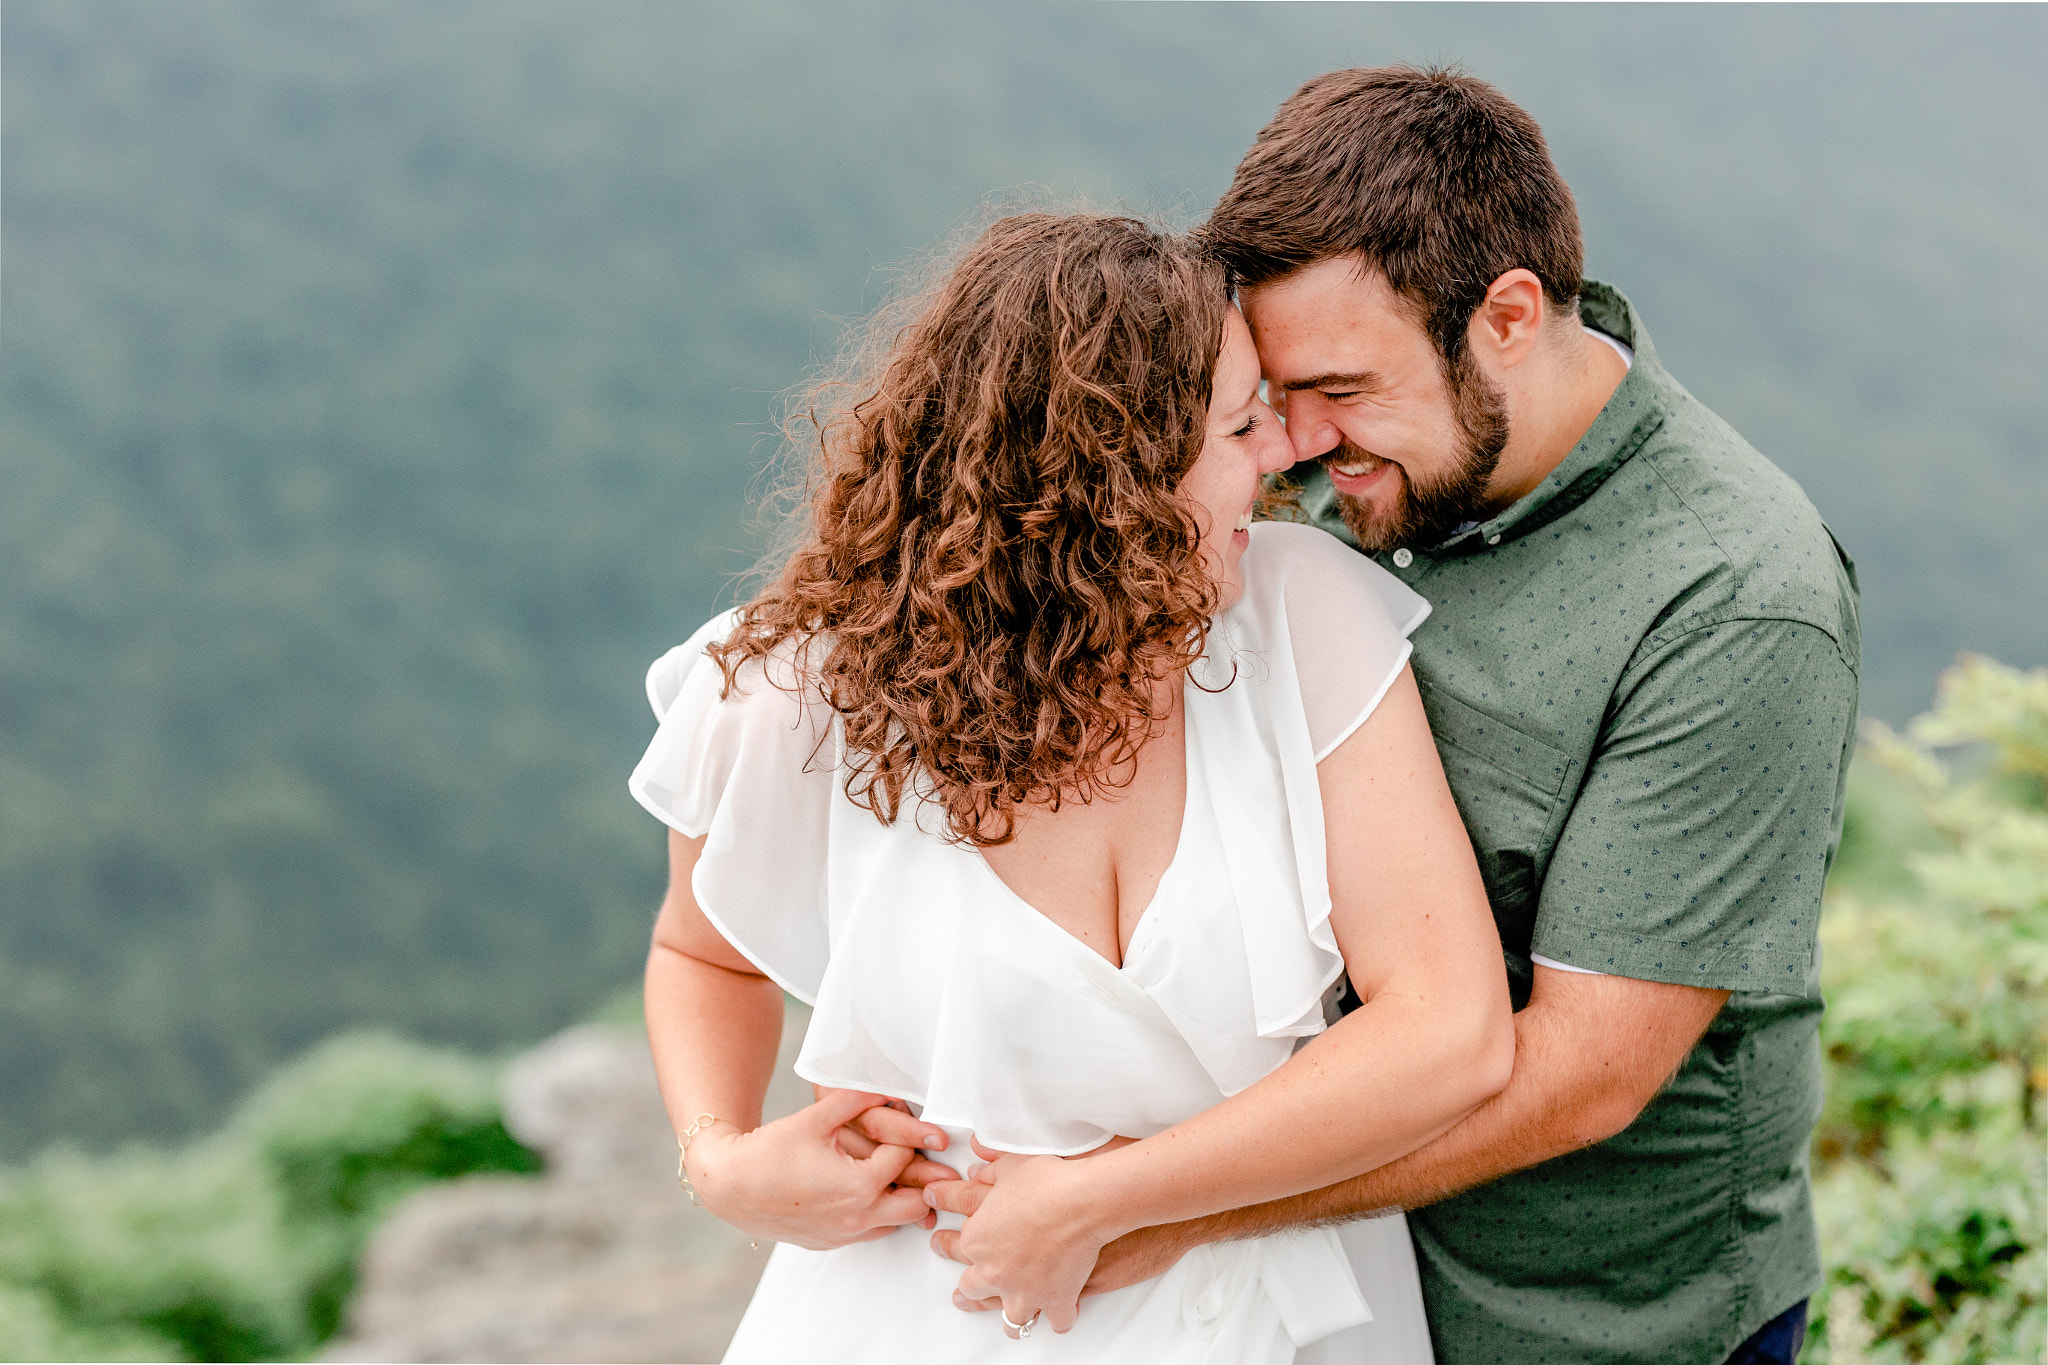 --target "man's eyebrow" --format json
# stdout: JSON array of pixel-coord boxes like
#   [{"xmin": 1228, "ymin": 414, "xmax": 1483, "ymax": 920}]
[{"xmin": 1281, "ymin": 371, "xmax": 1384, "ymax": 393}]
